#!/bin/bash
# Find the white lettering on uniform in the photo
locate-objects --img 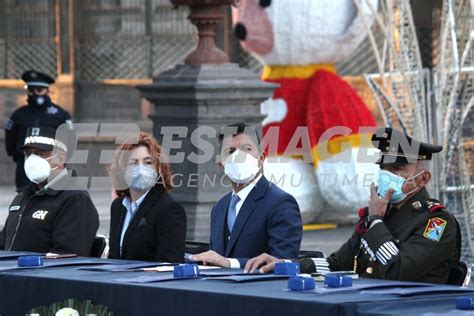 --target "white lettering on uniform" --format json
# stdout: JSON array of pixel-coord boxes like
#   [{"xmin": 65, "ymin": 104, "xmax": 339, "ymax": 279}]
[{"xmin": 32, "ymin": 210, "xmax": 48, "ymax": 220}]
